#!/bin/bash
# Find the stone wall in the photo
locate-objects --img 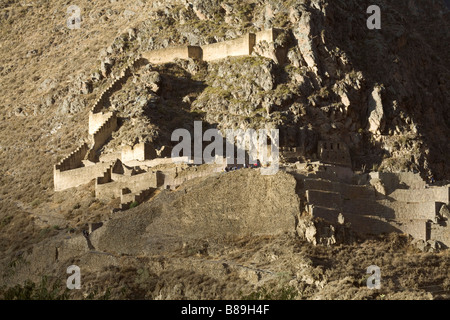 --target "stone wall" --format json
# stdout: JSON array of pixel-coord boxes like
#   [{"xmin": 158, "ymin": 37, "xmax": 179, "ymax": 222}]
[
  {"xmin": 308, "ymin": 165, "xmax": 354, "ymax": 183},
  {"xmin": 254, "ymin": 29, "xmax": 283, "ymax": 44},
  {"xmin": 343, "ymin": 199, "xmax": 438, "ymax": 221},
  {"xmin": 304, "ymin": 179, "xmax": 375, "ymax": 199},
  {"xmin": 120, "ymin": 187, "xmax": 155, "ymax": 210},
  {"xmin": 303, "ymin": 172, "xmax": 446, "ymax": 243},
  {"xmin": 163, "ymin": 164, "xmax": 223, "ymax": 189},
  {"xmin": 430, "ymin": 223, "xmax": 450, "ymax": 247},
  {"xmin": 88, "ymin": 112, "xmax": 113, "ymax": 135},
  {"xmin": 388, "ymin": 187, "xmax": 449, "ymax": 203},
  {"xmin": 95, "ymin": 166, "xmax": 112, "ymax": 185},
  {"xmin": 99, "ymin": 151, "xmax": 122, "ymax": 163},
  {"xmin": 121, "ymin": 143, "xmax": 157, "ymax": 163},
  {"xmin": 343, "ymin": 212, "xmax": 401, "ymax": 234},
  {"xmin": 253, "ymin": 28, "xmax": 287, "ymax": 64},
  {"xmin": 369, "ymin": 172, "xmax": 427, "ymax": 191},
  {"xmin": 142, "ymin": 46, "xmax": 202, "ymax": 64},
  {"xmin": 89, "ymin": 113, "xmax": 118, "ymax": 155},
  {"xmin": 90, "ymin": 59, "xmax": 134, "ymax": 115},
  {"xmin": 55, "ymin": 143, "xmax": 89, "ymax": 172},
  {"xmin": 95, "ymin": 170, "xmax": 163, "ymax": 201},
  {"xmin": 140, "ymin": 29, "xmax": 284, "ymax": 64},
  {"xmin": 54, "ymin": 161, "xmax": 111, "ymax": 191},
  {"xmin": 89, "ymin": 55, "xmax": 142, "ymax": 131},
  {"xmin": 123, "ymin": 156, "xmax": 190, "ymax": 168},
  {"xmin": 306, "ymin": 190, "xmax": 342, "ymax": 209},
  {"xmin": 317, "ymin": 141, "xmax": 351, "ymax": 167},
  {"xmin": 89, "ymin": 111, "xmax": 114, "ymax": 135},
  {"xmin": 202, "ymin": 33, "xmax": 256, "ymax": 61},
  {"xmin": 401, "ymin": 219, "xmax": 428, "ymax": 241},
  {"xmin": 308, "ymin": 205, "xmax": 400, "ymax": 235}
]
